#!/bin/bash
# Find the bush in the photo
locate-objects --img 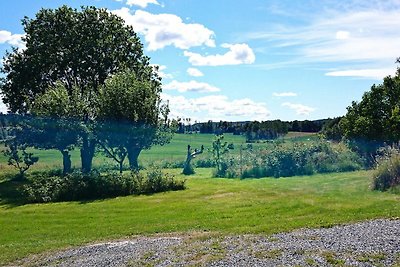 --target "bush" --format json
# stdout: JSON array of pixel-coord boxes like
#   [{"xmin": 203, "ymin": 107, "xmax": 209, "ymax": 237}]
[
  {"xmin": 219, "ymin": 141, "xmax": 364, "ymax": 179},
  {"xmin": 143, "ymin": 169, "xmax": 185, "ymax": 193},
  {"xmin": 372, "ymin": 147, "xmax": 400, "ymax": 191},
  {"xmin": 22, "ymin": 169, "xmax": 186, "ymax": 203}
]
